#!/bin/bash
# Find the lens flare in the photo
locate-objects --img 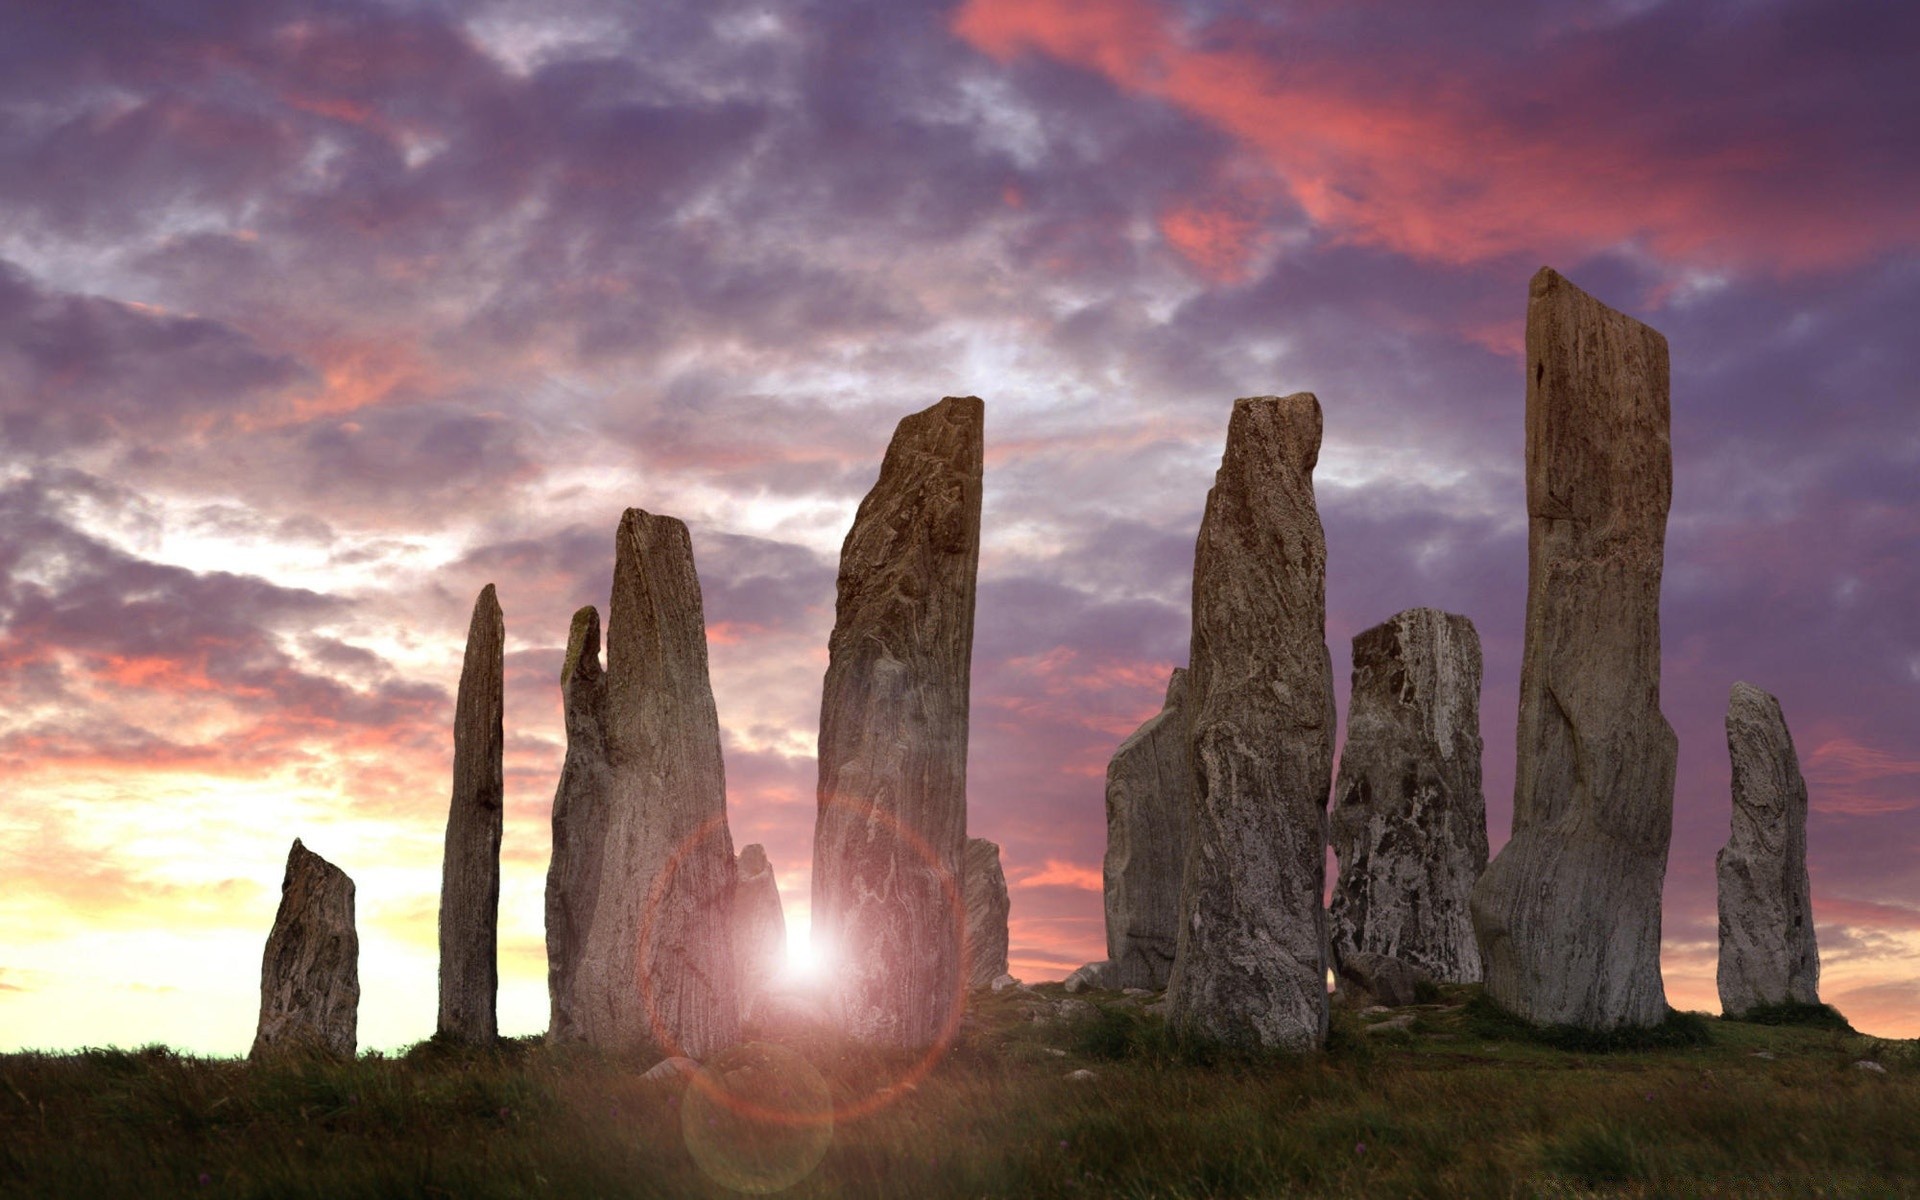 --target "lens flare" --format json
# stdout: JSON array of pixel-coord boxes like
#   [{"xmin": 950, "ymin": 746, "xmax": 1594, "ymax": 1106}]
[{"xmin": 681, "ymin": 1041, "xmax": 833, "ymax": 1194}]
